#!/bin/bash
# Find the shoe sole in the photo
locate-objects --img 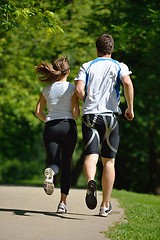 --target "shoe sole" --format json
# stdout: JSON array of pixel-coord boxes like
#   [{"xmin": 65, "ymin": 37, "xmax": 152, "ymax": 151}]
[
  {"xmin": 57, "ymin": 209, "xmax": 67, "ymax": 214},
  {"xmin": 85, "ymin": 180, "xmax": 97, "ymax": 210},
  {"xmin": 43, "ymin": 182, "xmax": 54, "ymax": 195},
  {"xmin": 43, "ymin": 168, "xmax": 54, "ymax": 195}
]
